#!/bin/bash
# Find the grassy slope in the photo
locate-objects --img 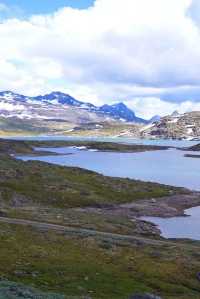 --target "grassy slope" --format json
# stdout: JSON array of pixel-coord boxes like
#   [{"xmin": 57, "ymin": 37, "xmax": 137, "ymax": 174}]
[
  {"xmin": 0, "ymin": 155, "xmax": 185, "ymax": 209},
  {"xmin": 0, "ymin": 118, "xmax": 139, "ymax": 138},
  {"xmin": 0, "ymin": 139, "xmax": 198, "ymax": 299},
  {"xmin": 0, "ymin": 223, "xmax": 200, "ymax": 299},
  {"xmin": 0, "ymin": 138, "xmax": 170, "ymax": 154},
  {"xmin": 27, "ymin": 140, "xmax": 169, "ymax": 152},
  {"xmin": 0, "ymin": 117, "xmax": 74, "ymax": 136}
]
